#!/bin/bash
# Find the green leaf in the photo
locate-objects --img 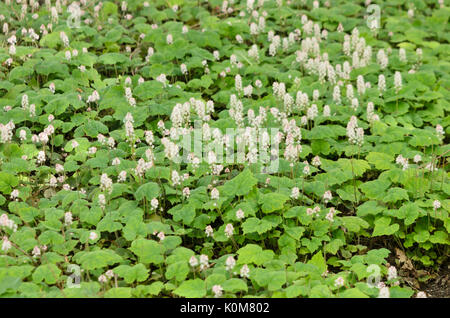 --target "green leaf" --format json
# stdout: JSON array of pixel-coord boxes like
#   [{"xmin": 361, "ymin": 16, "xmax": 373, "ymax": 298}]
[
  {"xmin": 413, "ymin": 230, "xmax": 430, "ymax": 243},
  {"xmin": 341, "ymin": 216, "xmax": 369, "ymax": 232},
  {"xmin": 253, "ymin": 269, "xmax": 286, "ymax": 291},
  {"xmin": 165, "ymin": 261, "xmax": 190, "ymax": 282},
  {"xmin": 173, "ymin": 279, "xmax": 206, "ymax": 298},
  {"xmin": 135, "ymin": 182, "xmax": 161, "ymax": 201},
  {"xmin": 366, "ymin": 152, "xmax": 395, "ymax": 170},
  {"xmin": 357, "ymin": 201, "xmax": 385, "ymax": 217},
  {"xmin": 429, "ymin": 231, "xmax": 449, "ymax": 244},
  {"xmin": 337, "ymin": 159, "xmax": 370, "ymax": 177},
  {"xmin": 104, "ymin": 287, "xmax": 132, "ymax": 298},
  {"xmin": 123, "ymin": 217, "xmax": 148, "ymax": 241},
  {"xmin": 220, "ymin": 168, "xmax": 257, "ymax": 197},
  {"xmin": 0, "ymin": 275, "xmax": 21, "ymax": 295},
  {"xmin": 222, "ymin": 279, "xmax": 248, "ymax": 293},
  {"xmin": 98, "ymin": 53, "xmax": 128, "ymax": 65},
  {"xmin": 389, "ymin": 286, "xmax": 414, "ymax": 298},
  {"xmin": 113, "ymin": 264, "xmax": 149, "ymax": 284},
  {"xmin": 133, "ymin": 81, "xmax": 164, "ymax": 100},
  {"xmin": 383, "ymin": 187, "xmax": 409, "ymax": 203},
  {"xmin": 77, "ymin": 250, "xmax": 122, "ymax": 270},
  {"xmin": 236, "ymin": 244, "xmax": 274, "ymax": 265},
  {"xmin": 0, "ymin": 172, "xmax": 19, "ymax": 194},
  {"xmin": 307, "ymin": 251, "xmax": 327, "ymax": 274},
  {"xmin": 359, "ymin": 179, "xmax": 391, "ymax": 200},
  {"xmin": 242, "ymin": 217, "xmax": 277, "ymax": 235},
  {"xmin": 79, "ymin": 206, "xmax": 103, "ymax": 226},
  {"xmin": 397, "ymin": 203, "xmax": 420, "ymax": 225},
  {"xmin": 373, "ymin": 217, "xmax": 400, "ymax": 237},
  {"xmin": 129, "ymin": 239, "xmax": 165, "ymax": 265},
  {"xmin": 259, "ymin": 193, "xmax": 289, "ymax": 213},
  {"xmin": 32, "ymin": 264, "xmax": 61, "ymax": 285},
  {"xmin": 339, "ymin": 288, "xmax": 369, "ymax": 298}
]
